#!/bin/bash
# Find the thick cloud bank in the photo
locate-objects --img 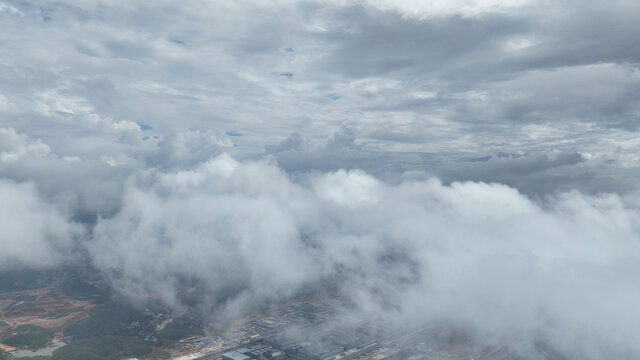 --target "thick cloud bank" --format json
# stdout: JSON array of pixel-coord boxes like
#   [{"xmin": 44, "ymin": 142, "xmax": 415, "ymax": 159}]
[
  {"xmin": 91, "ymin": 154, "xmax": 640, "ymax": 359},
  {"xmin": 0, "ymin": 179, "xmax": 81, "ymax": 270}
]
